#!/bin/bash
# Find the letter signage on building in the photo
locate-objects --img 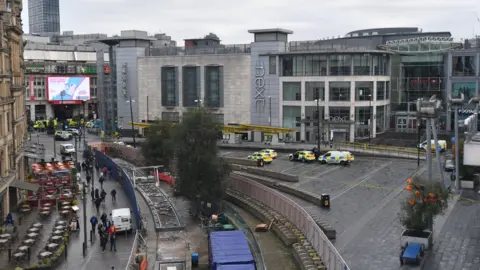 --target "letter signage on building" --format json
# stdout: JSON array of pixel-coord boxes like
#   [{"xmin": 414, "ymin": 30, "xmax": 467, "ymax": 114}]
[{"xmin": 254, "ymin": 66, "xmax": 266, "ymax": 107}]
